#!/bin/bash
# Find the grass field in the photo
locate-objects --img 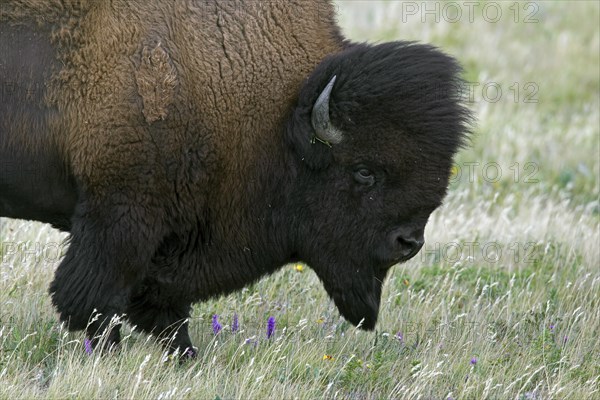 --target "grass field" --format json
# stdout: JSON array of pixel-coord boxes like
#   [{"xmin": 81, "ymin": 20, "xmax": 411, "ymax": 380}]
[{"xmin": 1, "ymin": 1, "xmax": 599, "ymax": 399}]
